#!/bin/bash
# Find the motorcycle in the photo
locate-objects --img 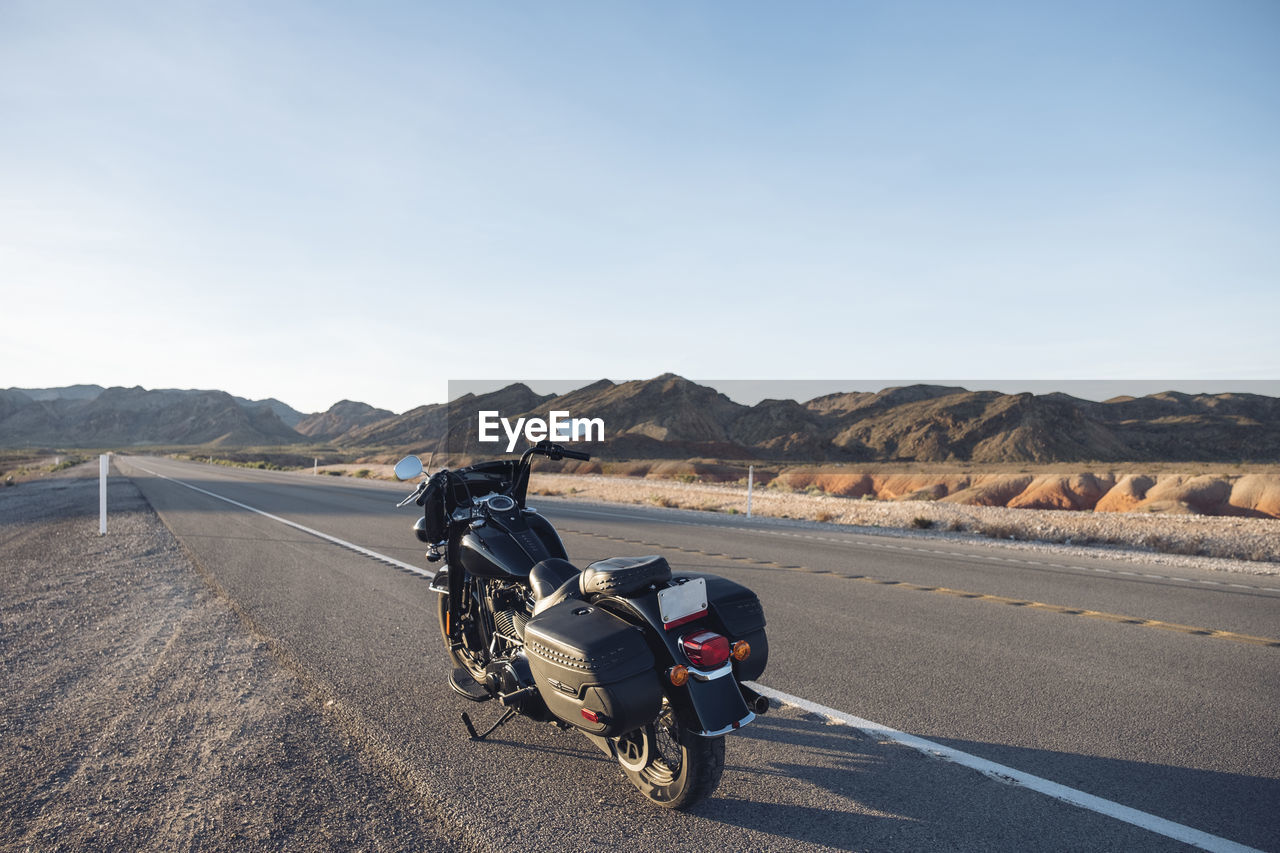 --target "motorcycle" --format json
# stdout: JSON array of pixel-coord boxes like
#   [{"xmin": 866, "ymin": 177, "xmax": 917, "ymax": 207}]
[{"xmin": 394, "ymin": 440, "xmax": 769, "ymax": 809}]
